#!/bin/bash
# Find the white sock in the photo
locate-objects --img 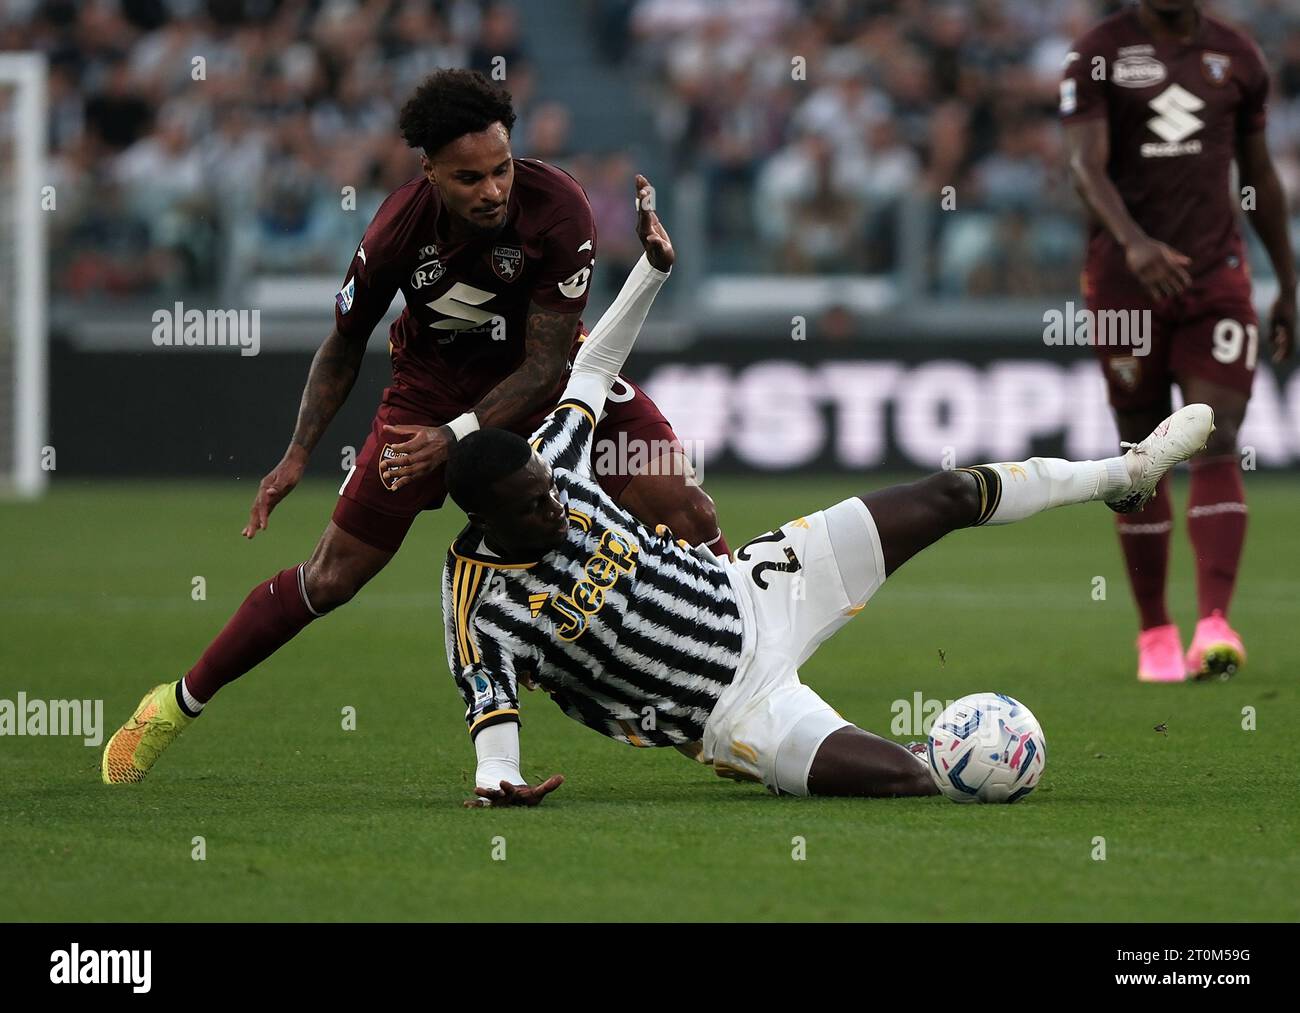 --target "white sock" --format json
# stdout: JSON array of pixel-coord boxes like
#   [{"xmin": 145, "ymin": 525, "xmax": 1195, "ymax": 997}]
[
  {"xmin": 179, "ymin": 677, "xmax": 206, "ymax": 715},
  {"xmin": 959, "ymin": 456, "xmax": 1132, "ymax": 526}
]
